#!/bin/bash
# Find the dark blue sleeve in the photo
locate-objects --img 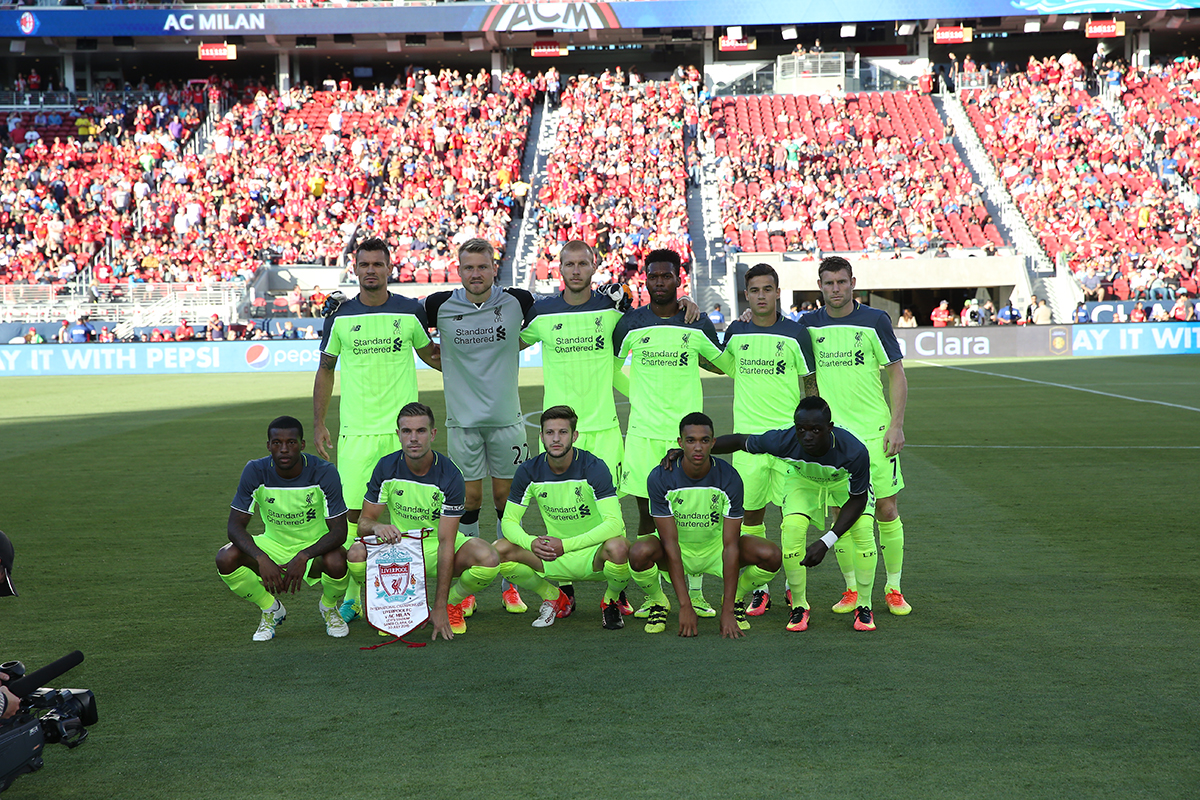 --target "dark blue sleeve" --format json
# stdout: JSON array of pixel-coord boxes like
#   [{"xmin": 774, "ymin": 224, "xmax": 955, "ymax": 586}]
[
  {"xmin": 798, "ymin": 318, "xmax": 816, "ymax": 375},
  {"xmin": 874, "ymin": 311, "xmax": 904, "ymax": 364},
  {"xmin": 231, "ymin": 462, "xmax": 259, "ymax": 514},
  {"xmin": 647, "ymin": 467, "xmax": 672, "ymax": 517},
  {"xmin": 583, "ymin": 453, "xmax": 618, "ymax": 500},
  {"xmin": 507, "ymin": 460, "xmax": 534, "ymax": 506},
  {"xmin": 720, "ymin": 461, "xmax": 744, "ymax": 518},
  {"xmin": 318, "ymin": 461, "xmax": 349, "ymax": 518},
  {"xmin": 440, "ymin": 459, "xmax": 466, "ymax": 517},
  {"xmin": 364, "ymin": 457, "xmax": 388, "ymax": 506}
]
